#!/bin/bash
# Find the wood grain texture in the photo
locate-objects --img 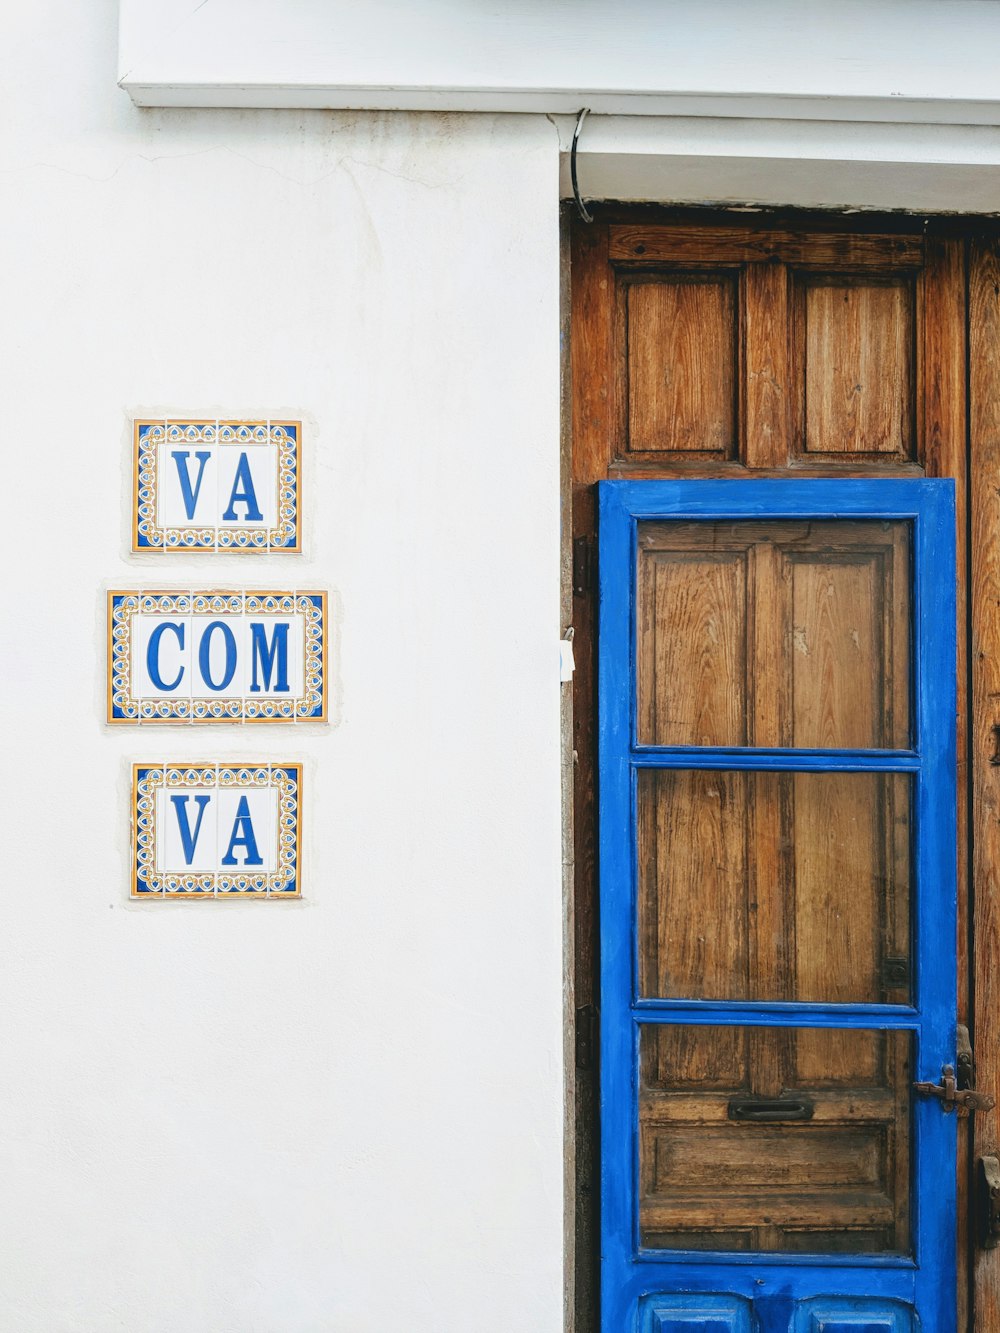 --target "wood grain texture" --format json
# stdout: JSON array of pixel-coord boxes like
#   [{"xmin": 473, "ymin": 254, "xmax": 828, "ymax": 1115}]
[
  {"xmin": 639, "ymin": 1025, "xmax": 911, "ymax": 1253},
  {"xmin": 800, "ymin": 278, "xmax": 915, "ymax": 456},
  {"xmin": 638, "ymin": 770, "xmax": 749, "ymax": 1002},
  {"xmin": 971, "ymin": 238, "xmax": 1000, "ymax": 1333},
  {"xmin": 790, "ymin": 555, "xmax": 884, "ymax": 744},
  {"xmin": 626, "ymin": 277, "xmax": 736, "ymax": 454},
  {"xmin": 638, "ymin": 769, "xmax": 909, "ymax": 1007},
  {"xmin": 744, "ymin": 263, "xmax": 791, "ymax": 467},
  {"xmin": 610, "ymin": 226, "xmax": 923, "ymax": 268},
  {"xmin": 637, "ymin": 549, "xmax": 747, "ymax": 745},
  {"xmin": 637, "ymin": 520, "xmax": 909, "ymax": 749},
  {"xmin": 788, "ymin": 535, "xmax": 909, "ymax": 748}
]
